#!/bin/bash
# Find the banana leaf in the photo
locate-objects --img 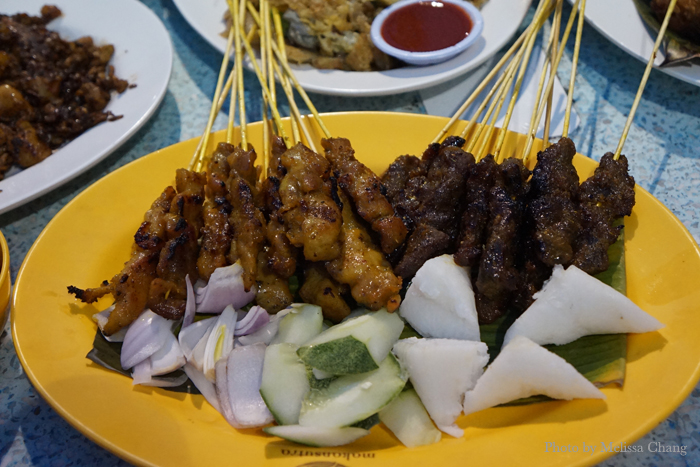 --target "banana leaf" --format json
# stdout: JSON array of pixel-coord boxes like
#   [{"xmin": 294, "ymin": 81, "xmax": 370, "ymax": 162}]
[{"xmin": 632, "ymin": 0, "xmax": 700, "ymax": 66}]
